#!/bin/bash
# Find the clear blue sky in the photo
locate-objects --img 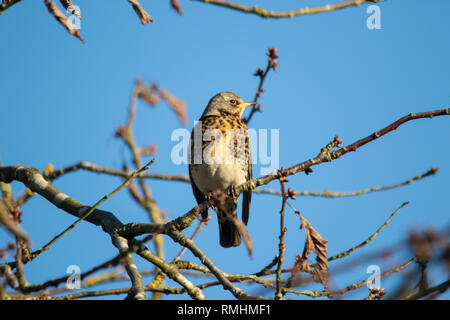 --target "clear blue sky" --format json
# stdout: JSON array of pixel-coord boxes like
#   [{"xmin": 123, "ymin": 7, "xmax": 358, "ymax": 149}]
[{"xmin": 0, "ymin": 0, "xmax": 449, "ymax": 300}]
